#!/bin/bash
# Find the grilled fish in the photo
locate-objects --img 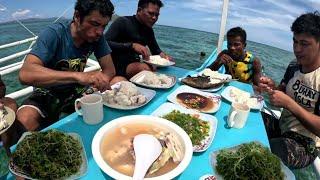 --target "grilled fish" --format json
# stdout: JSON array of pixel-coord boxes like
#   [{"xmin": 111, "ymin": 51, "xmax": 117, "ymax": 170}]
[{"xmin": 181, "ymin": 75, "xmax": 223, "ymax": 89}]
